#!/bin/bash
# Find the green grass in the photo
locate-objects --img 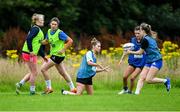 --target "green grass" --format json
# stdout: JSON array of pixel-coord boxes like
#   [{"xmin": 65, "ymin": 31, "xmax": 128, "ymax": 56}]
[
  {"xmin": 0, "ymin": 87, "xmax": 180, "ymax": 111},
  {"xmin": 1, "ymin": 59, "xmax": 180, "ymax": 111}
]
